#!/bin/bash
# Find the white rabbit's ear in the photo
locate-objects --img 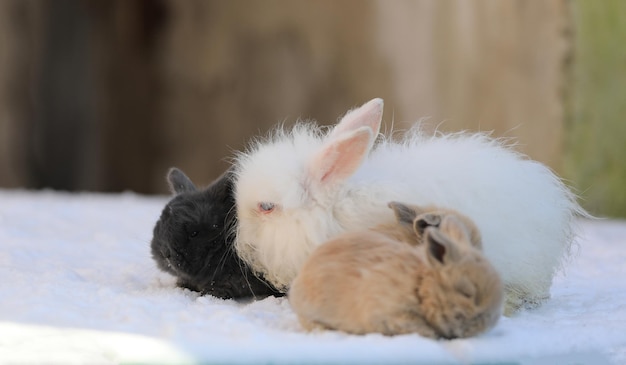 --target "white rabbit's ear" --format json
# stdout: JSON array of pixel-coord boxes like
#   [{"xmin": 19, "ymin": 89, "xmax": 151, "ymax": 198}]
[
  {"xmin": 309, "ymin": 126, "xmax": 373, "ymax": 187},
  {"xmin": 167, "ymin": 167, "xmax": 197, "ymax": 195},
  {"xmin": 328, "ymin": 98, "xmax": 384, "ymax": 140}
]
